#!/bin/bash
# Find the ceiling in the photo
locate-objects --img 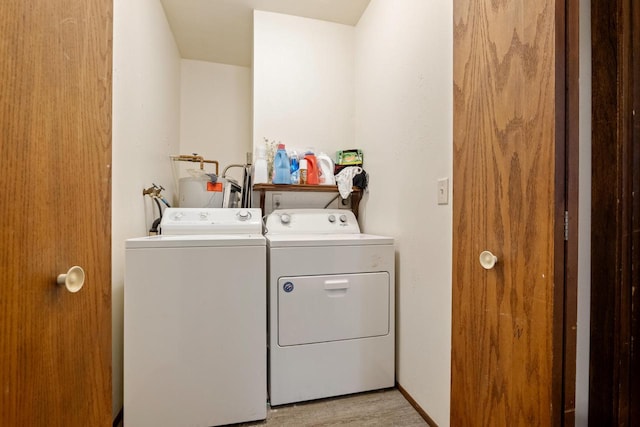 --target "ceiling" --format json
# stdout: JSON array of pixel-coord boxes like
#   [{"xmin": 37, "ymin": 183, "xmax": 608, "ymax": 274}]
[{"xmin": 160, "ymin": 0, "xmax": 371, "ymax": 67}]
